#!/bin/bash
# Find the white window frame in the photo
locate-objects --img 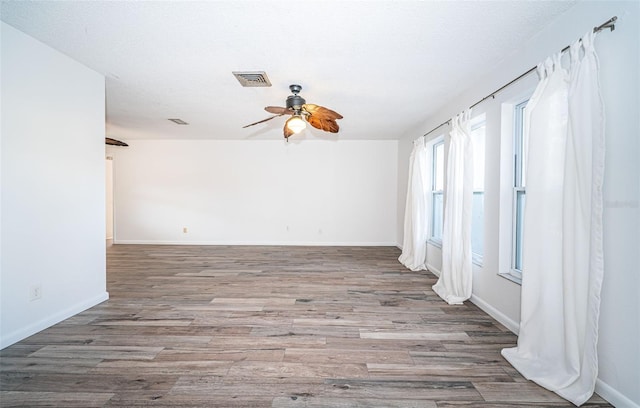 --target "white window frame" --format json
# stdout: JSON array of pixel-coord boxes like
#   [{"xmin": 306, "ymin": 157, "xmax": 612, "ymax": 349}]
[
  {"xmin": 498, "ymin": 95, "xmax": 531, "ymax": 285},
  {"xmin": 428, "ymin": 136, "xmax": 445, "ymax": 247},
  {"xmin": 510, "ymin": 100, "xmax": 528, "ymax": 280}
]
